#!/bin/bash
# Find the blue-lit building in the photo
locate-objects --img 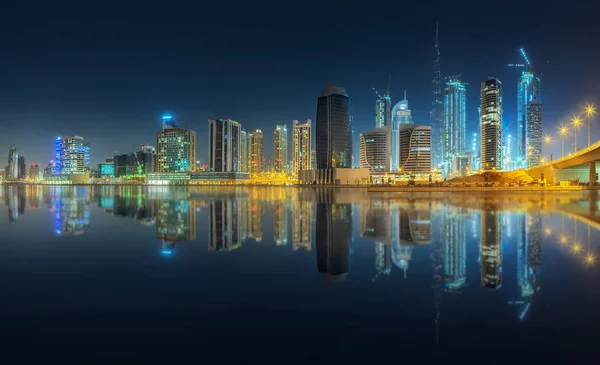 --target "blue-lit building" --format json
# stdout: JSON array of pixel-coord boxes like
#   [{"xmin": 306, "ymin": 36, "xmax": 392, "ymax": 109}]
[
  {"xmin": 156, "ymin": 115, "xmax": 196, "ymax": 173},
  {"xmin": 98, "ymin": 158, "xmax": 115, "ymax": 178},
  {"xmin": 390, "ymin": 92, "xmax": 414, "ymax": 171},
  {"xmin": 516, "ymin": 71, "xmax": 540, "ymax": 168},
  {"xmin": 375, "ymin": 92, "xmax": 391, "ymax": 129},
  {"xmin": 53, "ymin": 136, "xmax": 90, "ymax": 175},
  {"xmin": 443, "ymin": 78, "xmax": 467, "ymax": 177}
]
